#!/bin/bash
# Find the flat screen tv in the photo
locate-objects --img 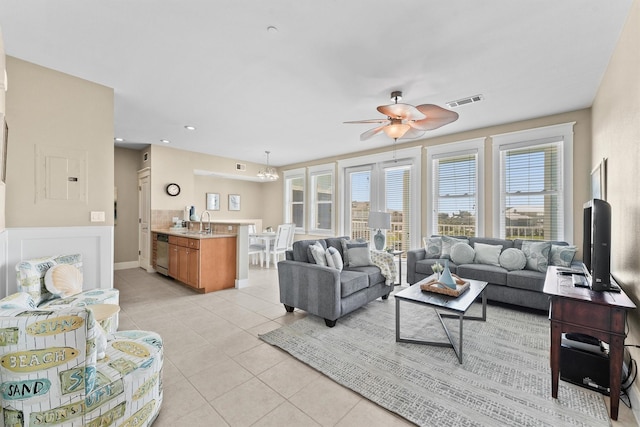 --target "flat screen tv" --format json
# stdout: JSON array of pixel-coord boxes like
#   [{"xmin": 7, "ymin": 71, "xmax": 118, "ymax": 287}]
[{"xmin": 583, "ymin": 199, "xmax": 611, "ymax": 290}]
